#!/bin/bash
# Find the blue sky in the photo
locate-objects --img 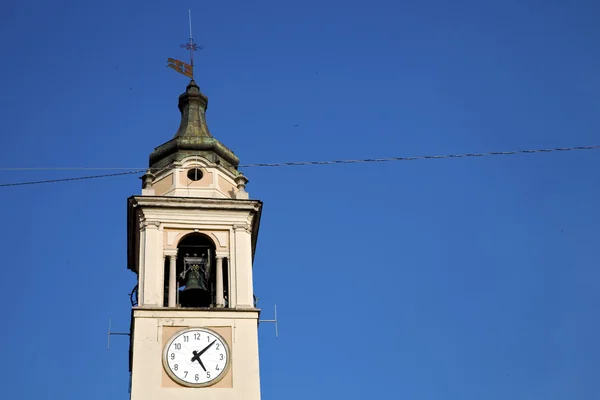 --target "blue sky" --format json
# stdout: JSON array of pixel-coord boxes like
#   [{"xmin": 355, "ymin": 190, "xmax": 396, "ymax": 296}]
[{"xmin": 1, "ymin": 0, "xmax": 599, "ymax": 399}]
